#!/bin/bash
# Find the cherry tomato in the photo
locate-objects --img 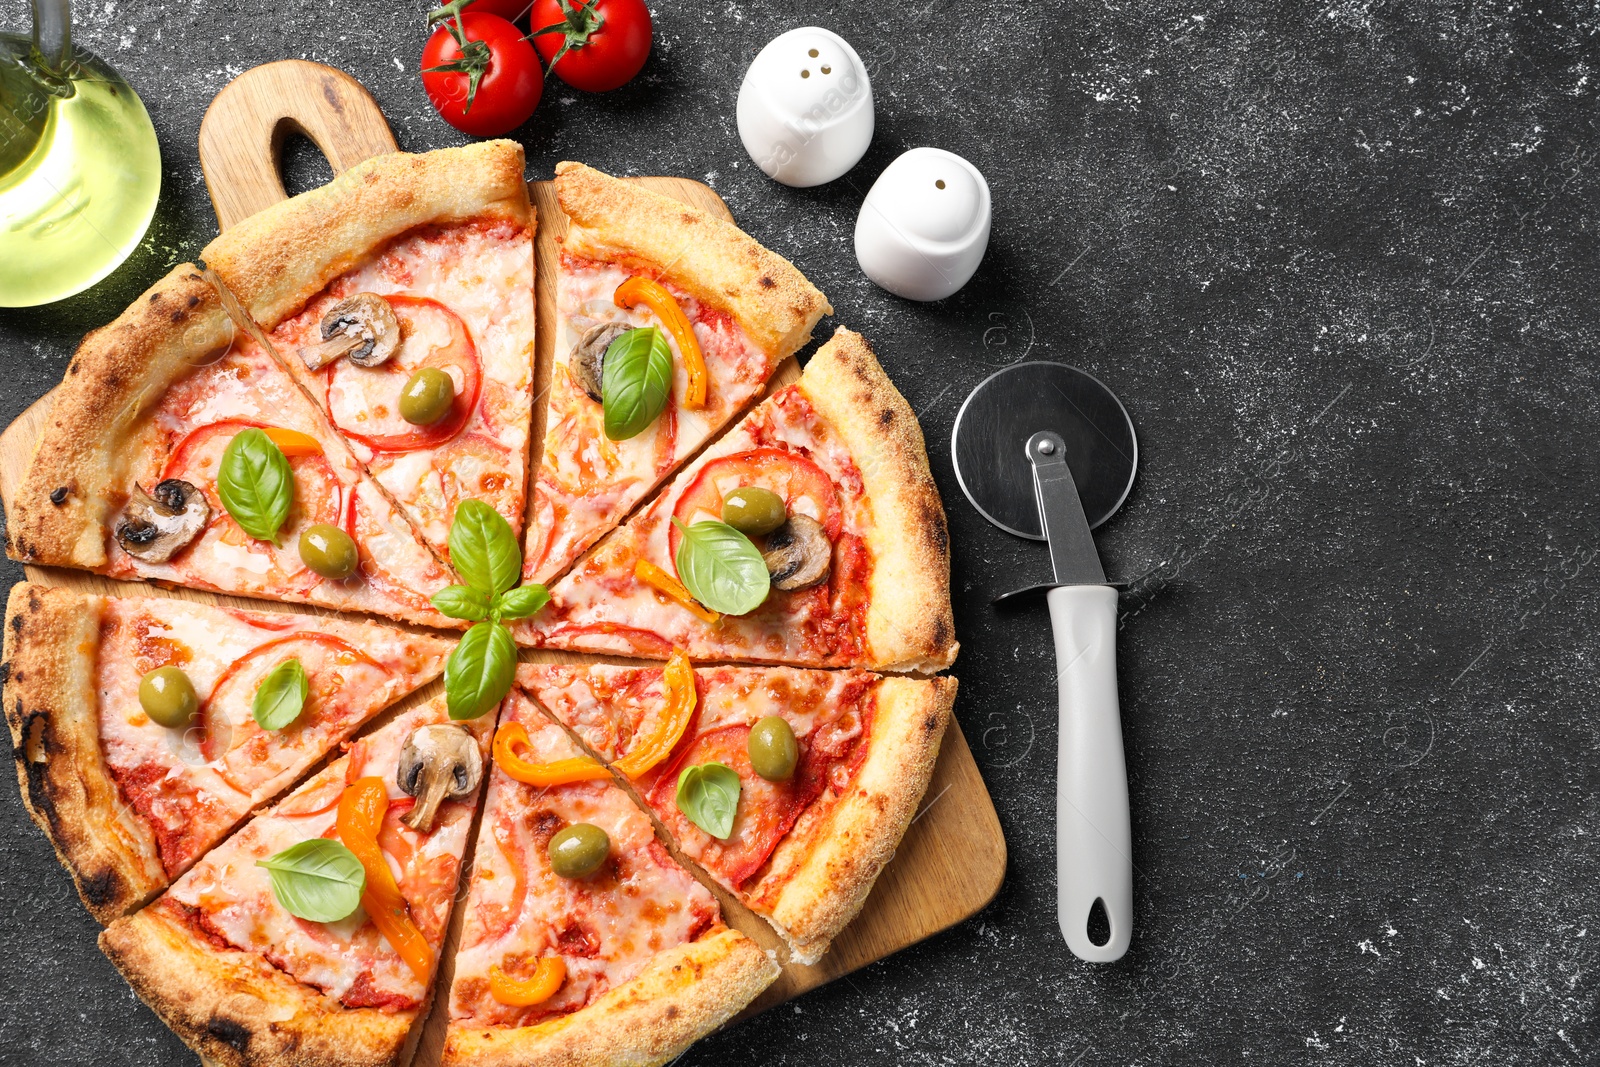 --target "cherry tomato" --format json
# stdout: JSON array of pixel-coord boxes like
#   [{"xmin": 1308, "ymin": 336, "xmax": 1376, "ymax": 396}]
[
  {"xmin": 421, "ymin": 4, "xmax": 544, "ymax": 137},
  {"xmin": 530, "ymin": 0, "xmax": 651, "ymax": 93}
]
